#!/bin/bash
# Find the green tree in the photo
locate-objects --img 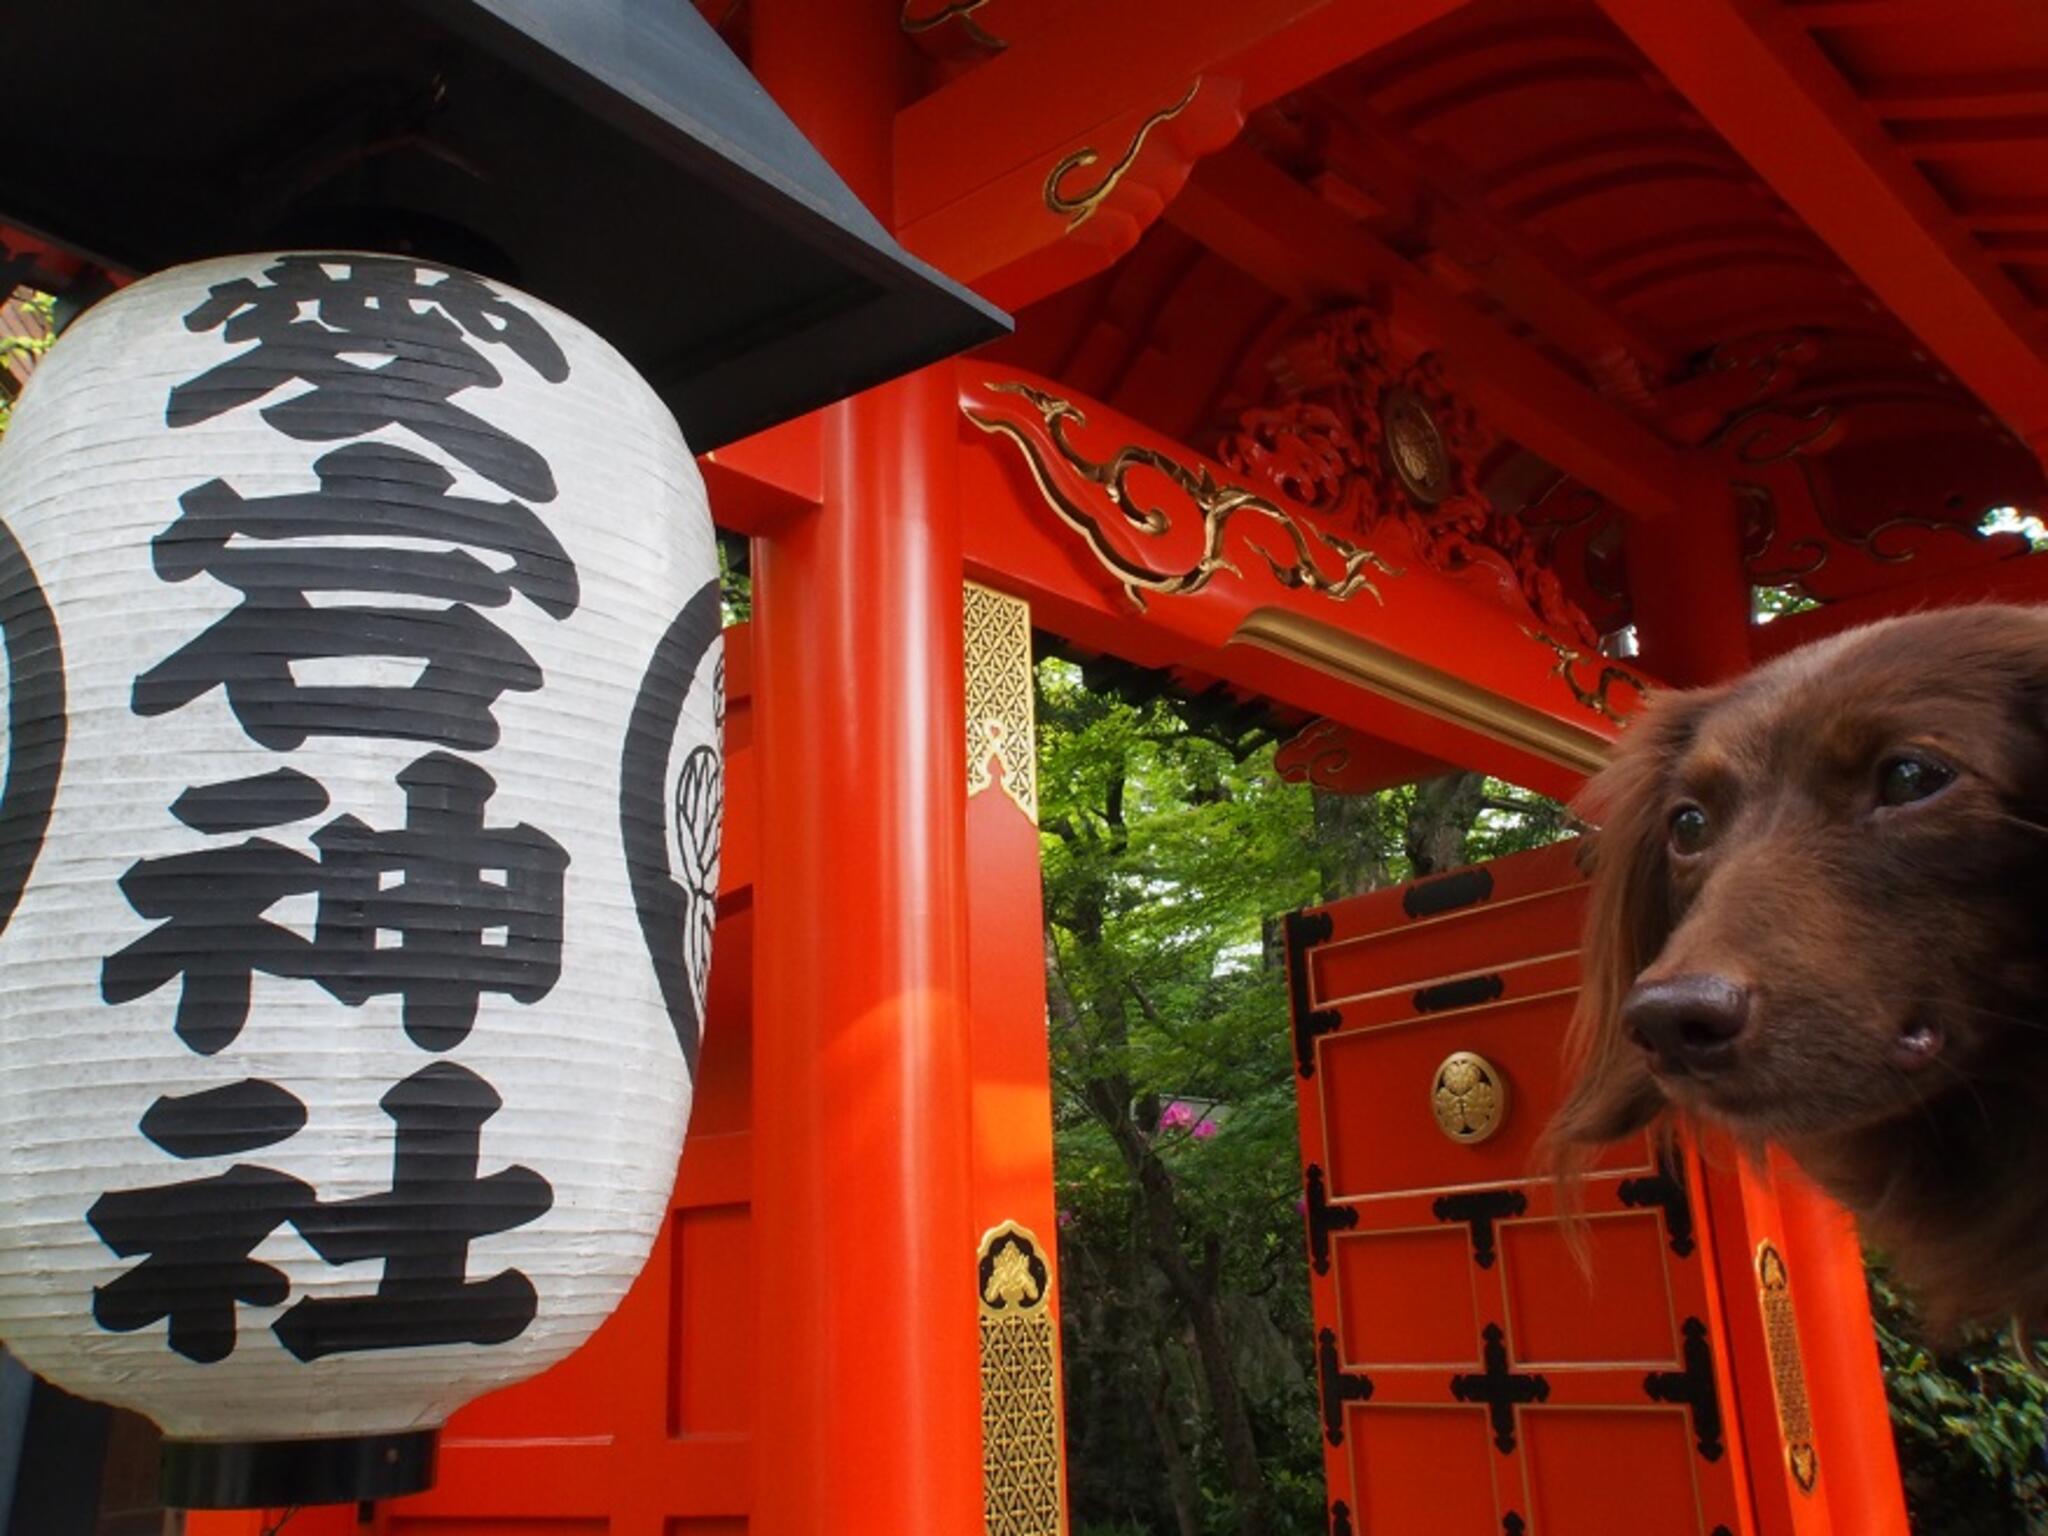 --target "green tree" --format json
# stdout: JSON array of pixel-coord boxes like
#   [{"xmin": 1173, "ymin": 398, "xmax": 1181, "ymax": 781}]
[
  {"xmin": 1040, "ymin": 659, "xmax": 1569, "ymax": 1534},
  {"xmin": 0, "ymin": 289, "xmax": 55, "ymax": 438},
  {"xmin": 1871, "ymin": 1258, "xmax": 2048, "ymax": 1535}
]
